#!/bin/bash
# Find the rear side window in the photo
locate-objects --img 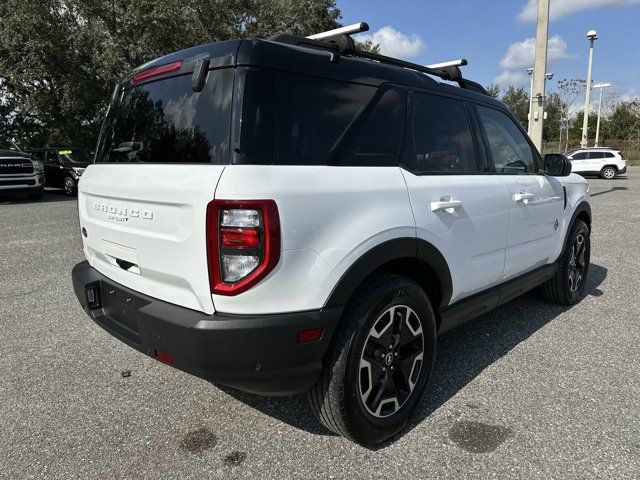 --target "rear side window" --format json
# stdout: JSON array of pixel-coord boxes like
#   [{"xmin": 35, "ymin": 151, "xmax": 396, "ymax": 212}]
[
  {"xmin": 234, "ymin": 69, "xmax": 404, "ymax": 166},
  {"xmin": 477, "ymin": 106, "xmax": 536, "ymax": 174},
  {"xmin": 571, "ymin": 152, "xmax": 588, "ymax": 160},
  {"xmin": 604, "ymin": 152, "xmax": 615, "ymax": 158},
  {"xmin": 96, "ymin": 69, "xmax": 234, "ymax": 163},
  {"xmin": 409, "ymin": 93, "xmax": 477, "ymax": 174}
]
